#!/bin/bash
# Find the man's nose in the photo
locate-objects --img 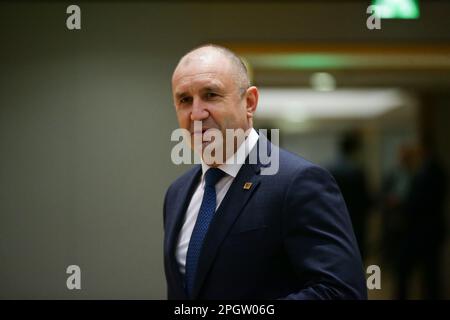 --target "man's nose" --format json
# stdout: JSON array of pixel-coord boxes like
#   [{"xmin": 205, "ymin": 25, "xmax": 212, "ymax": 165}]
[{"xmin": 190, "ymin": 98, "xmax": 209, "ymax": 121}]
